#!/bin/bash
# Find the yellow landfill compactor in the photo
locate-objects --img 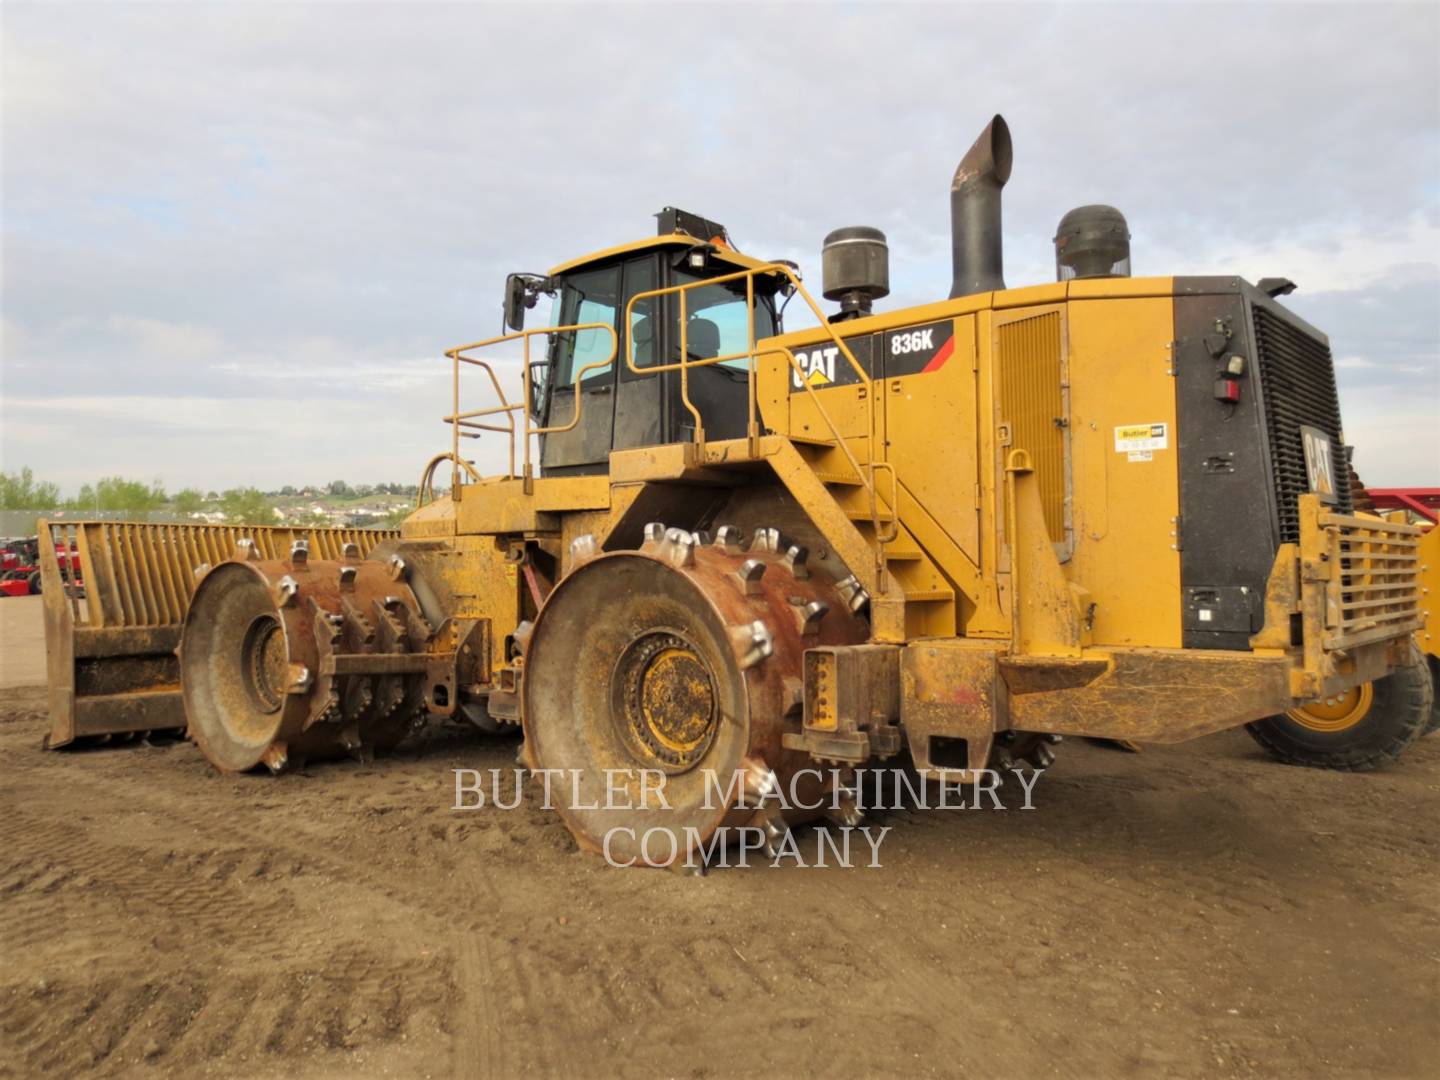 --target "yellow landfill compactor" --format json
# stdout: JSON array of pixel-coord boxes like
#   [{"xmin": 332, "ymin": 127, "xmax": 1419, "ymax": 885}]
[{"xmin": 40, "ymin": 116, "xmax": 1432, "ymax": 865}]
